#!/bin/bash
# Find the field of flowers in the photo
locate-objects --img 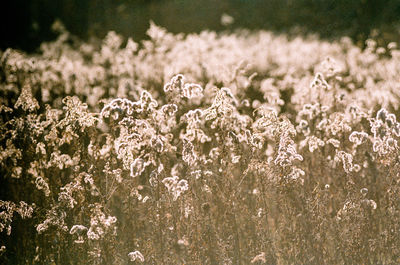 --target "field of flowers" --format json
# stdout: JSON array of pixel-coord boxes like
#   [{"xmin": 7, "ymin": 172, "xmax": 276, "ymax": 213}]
[{"xmin": 1, "ymin": 22, "xmax": 400, "ymax": 264}]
